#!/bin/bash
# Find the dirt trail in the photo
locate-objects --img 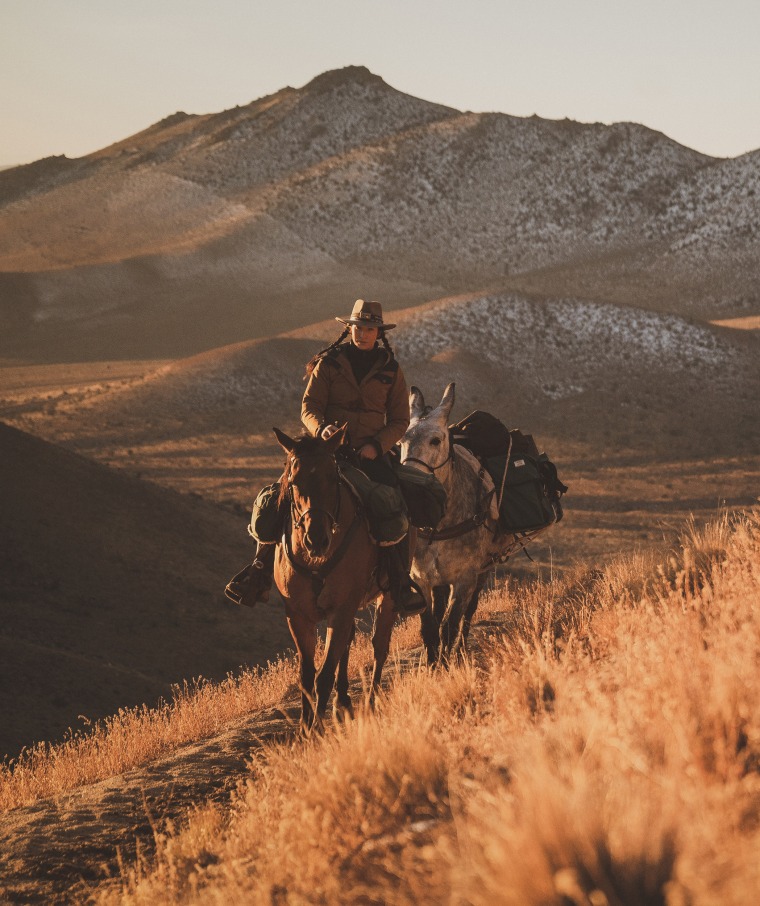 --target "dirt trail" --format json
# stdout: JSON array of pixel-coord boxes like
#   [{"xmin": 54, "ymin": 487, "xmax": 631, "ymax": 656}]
[
  {"xmin": 0, "ymin": 698, "xmax": 302, "ymax": 904},
  {"xmin": 0, "ymin": 582, "xmax": 650, "ymax": 903},
  {"xmin": 0, "ymin": 629, "xmax": 477, "ymax": 906},
  {"xmin": 0, "ymin": 638, "xmax": 432, "ymax": 906}
]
